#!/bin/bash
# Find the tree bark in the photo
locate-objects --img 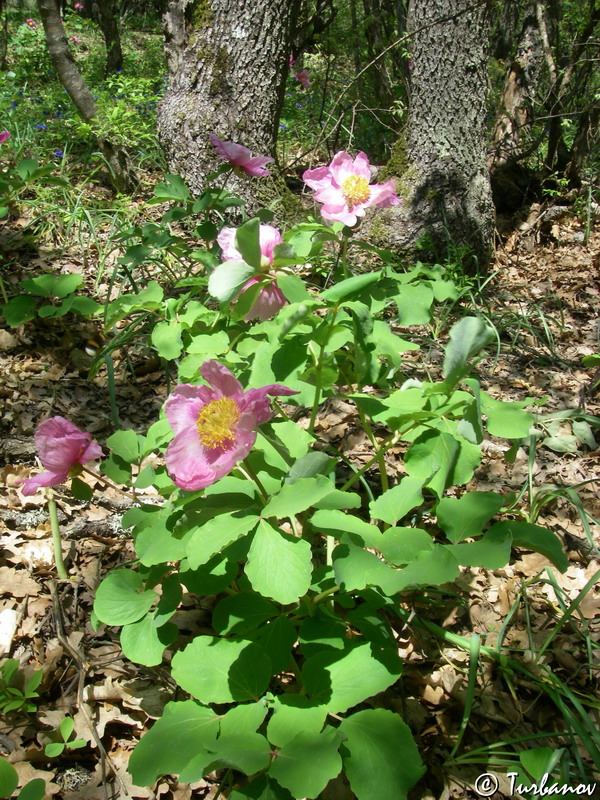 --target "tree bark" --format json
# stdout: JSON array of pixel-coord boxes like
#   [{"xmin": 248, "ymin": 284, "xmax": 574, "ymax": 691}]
[
  {"xmin": 490, "ymin": 0, "xmax": 545, "ymax": 167},
  {"xmin": 157, "ymin": 0, "xmax": 301, "ymax": 210},
  {"xmin": 36, "ymin": 0, "xmax": 135, "ymax": 193},
  {"xmin": 368, "ymin": 0, "xmax": 495, "ymax": 269},
  {"xmin": 90, "ymin": 0, "xmax": 123, "ymax": 74}
]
